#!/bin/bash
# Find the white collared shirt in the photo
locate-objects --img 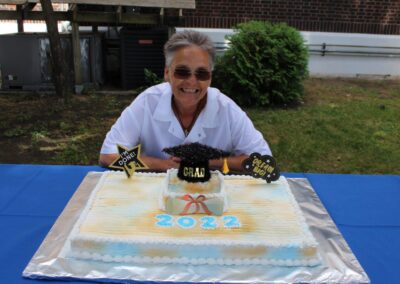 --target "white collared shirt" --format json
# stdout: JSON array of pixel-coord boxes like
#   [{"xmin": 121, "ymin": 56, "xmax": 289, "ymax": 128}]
[{"xmin": 100, "ymin": 82, "xmax": 271, "ymax": 158}]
